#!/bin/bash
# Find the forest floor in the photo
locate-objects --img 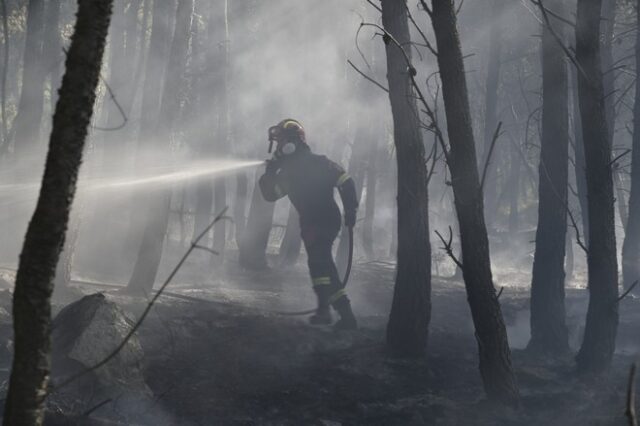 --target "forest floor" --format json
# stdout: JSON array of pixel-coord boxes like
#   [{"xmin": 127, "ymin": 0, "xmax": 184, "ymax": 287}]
[{"xmin": 0, "ymin": 248, "xmax": 638, "ymax": 425}]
